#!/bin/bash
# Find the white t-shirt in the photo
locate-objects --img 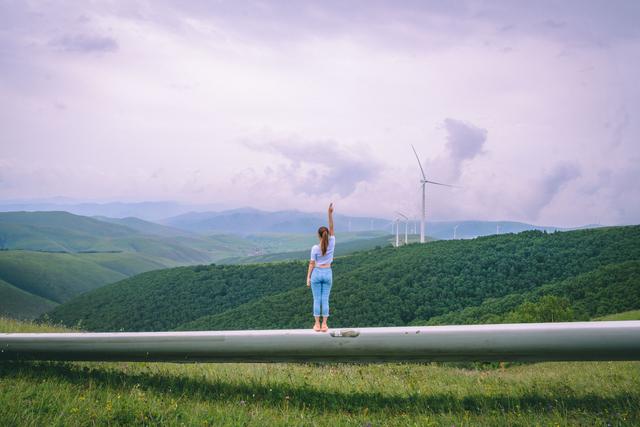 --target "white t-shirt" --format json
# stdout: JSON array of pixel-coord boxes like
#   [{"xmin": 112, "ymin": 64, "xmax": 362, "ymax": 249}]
[{"xmin": 310, "ymin": 235, "xmax": 336, "ymax": 264}]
